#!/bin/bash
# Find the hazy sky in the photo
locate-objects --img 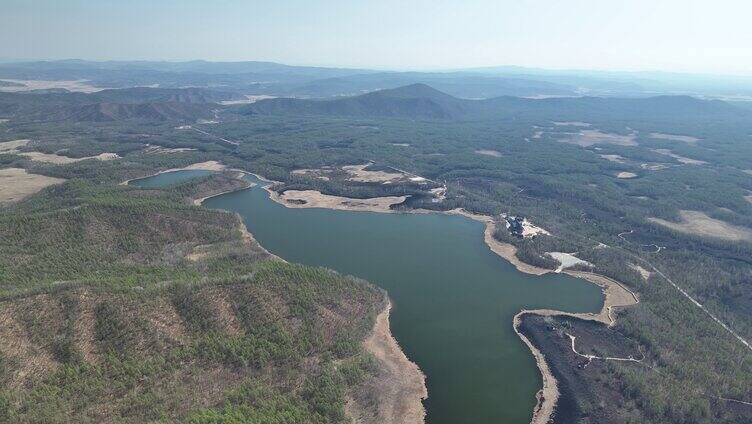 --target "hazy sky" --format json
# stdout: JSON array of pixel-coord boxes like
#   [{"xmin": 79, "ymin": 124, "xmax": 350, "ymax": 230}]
[{"xmin": 2, "ymin": 0, "xmax": 751, "ymax": 74}]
